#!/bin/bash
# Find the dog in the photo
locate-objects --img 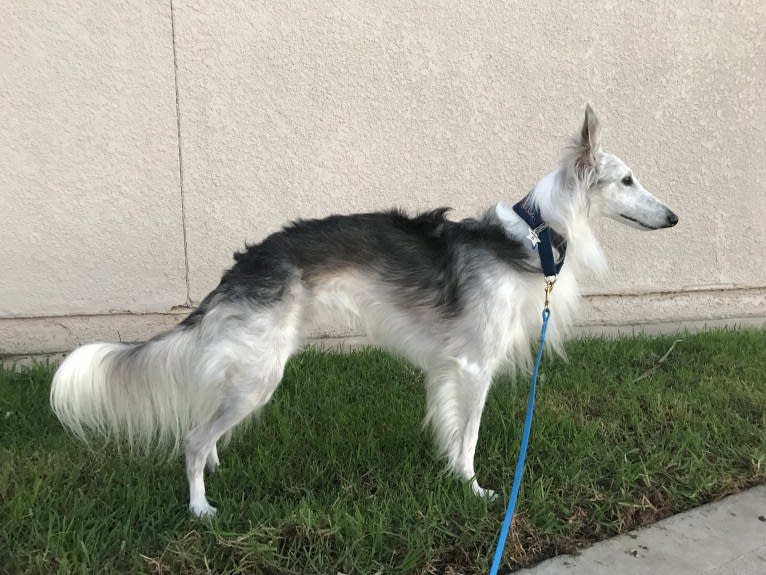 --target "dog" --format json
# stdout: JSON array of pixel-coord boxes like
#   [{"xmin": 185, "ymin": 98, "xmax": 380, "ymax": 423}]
[{"xmin": 50, "ymin": 106, "xmax": 678, "ymax": 517}]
